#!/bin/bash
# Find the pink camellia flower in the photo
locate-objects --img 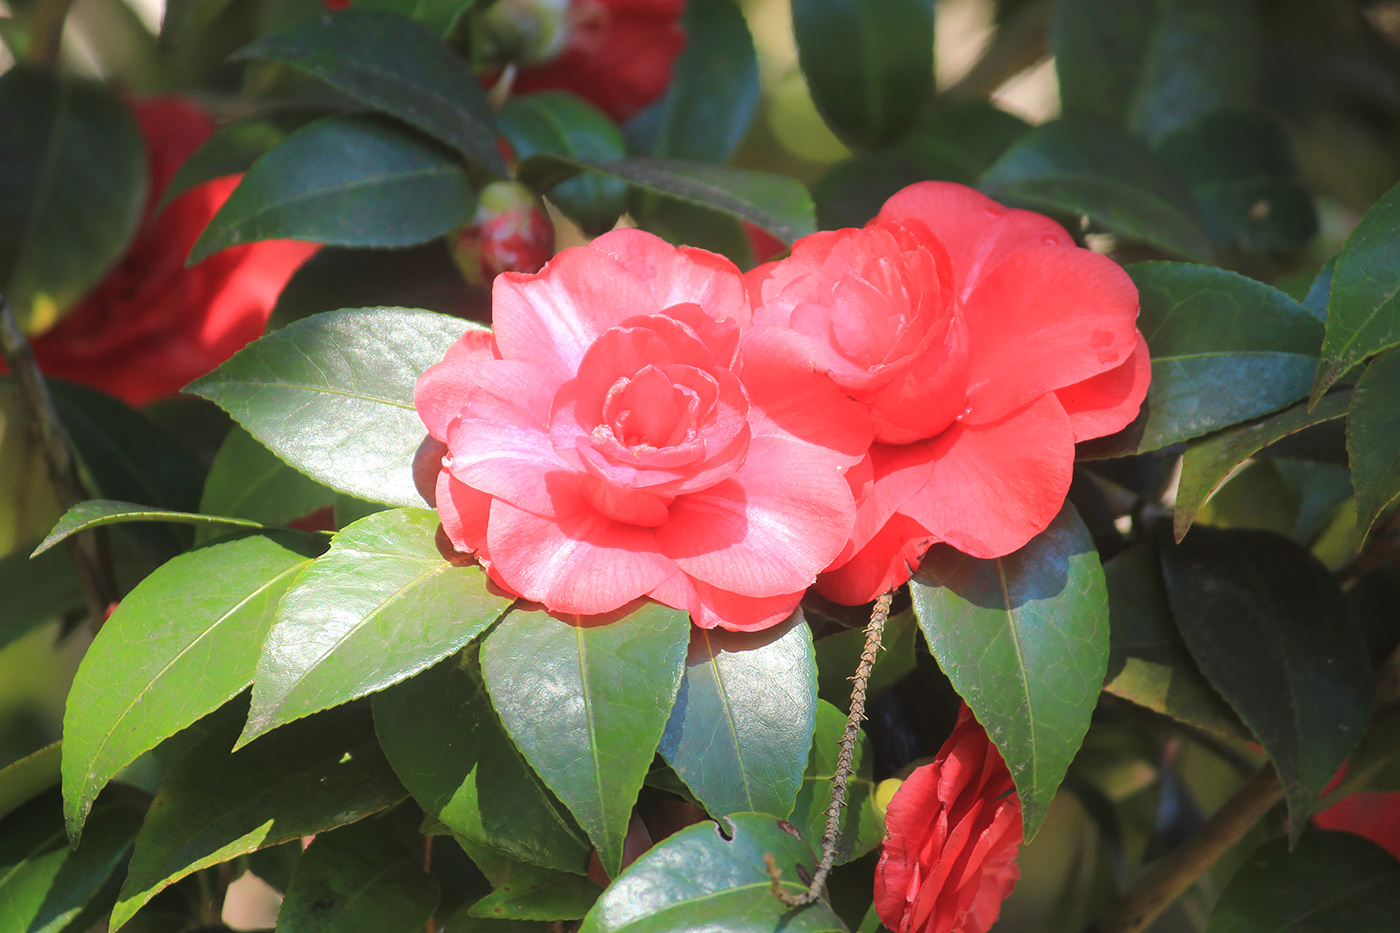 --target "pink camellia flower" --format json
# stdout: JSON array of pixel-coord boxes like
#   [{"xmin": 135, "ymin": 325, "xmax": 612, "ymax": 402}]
[
  {"xmin": 874, "ymin": 705, "xmax": 1023, "ymax": 933},
  {"xmin": 414, "ymin": 229, "xmax": 871, "ymax": 631},
  {"xmin": 748, "ymin": 181, "xmax": 1149, "ymax": 604}
]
